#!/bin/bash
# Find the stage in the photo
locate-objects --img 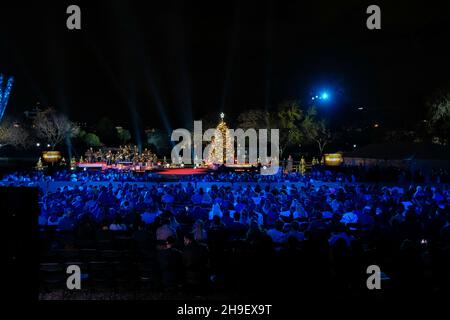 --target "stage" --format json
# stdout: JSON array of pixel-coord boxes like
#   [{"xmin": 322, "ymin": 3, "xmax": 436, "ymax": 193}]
[{"xmin": 76, "ymin": 162, "xmax": 260, "ymax": 175}]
